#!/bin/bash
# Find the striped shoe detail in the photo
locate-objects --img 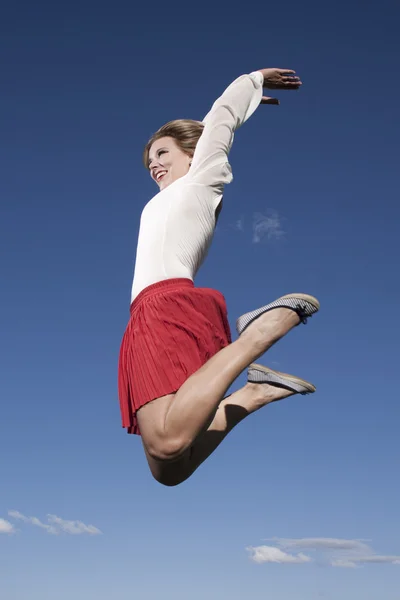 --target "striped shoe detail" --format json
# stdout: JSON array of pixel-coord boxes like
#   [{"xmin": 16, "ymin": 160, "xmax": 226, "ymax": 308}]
[
  {"xmin": 248, "ymin": 363, "xmax": 316, "ymax": 395},
  {"xmin": 236, "ymin": 293, "xmax": 320, "ymax": 336}
]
